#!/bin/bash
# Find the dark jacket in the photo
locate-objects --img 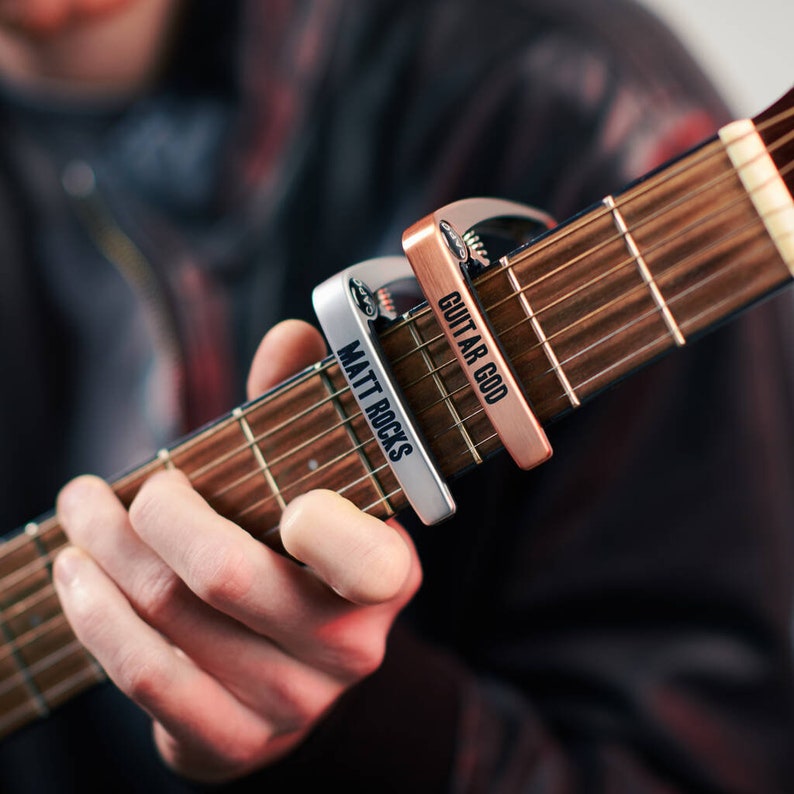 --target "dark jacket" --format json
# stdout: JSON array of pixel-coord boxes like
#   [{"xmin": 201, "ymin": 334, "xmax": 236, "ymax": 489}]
[{"xmin": 0, "ymin": 1, "xmax": 792, "ymax": 791}]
